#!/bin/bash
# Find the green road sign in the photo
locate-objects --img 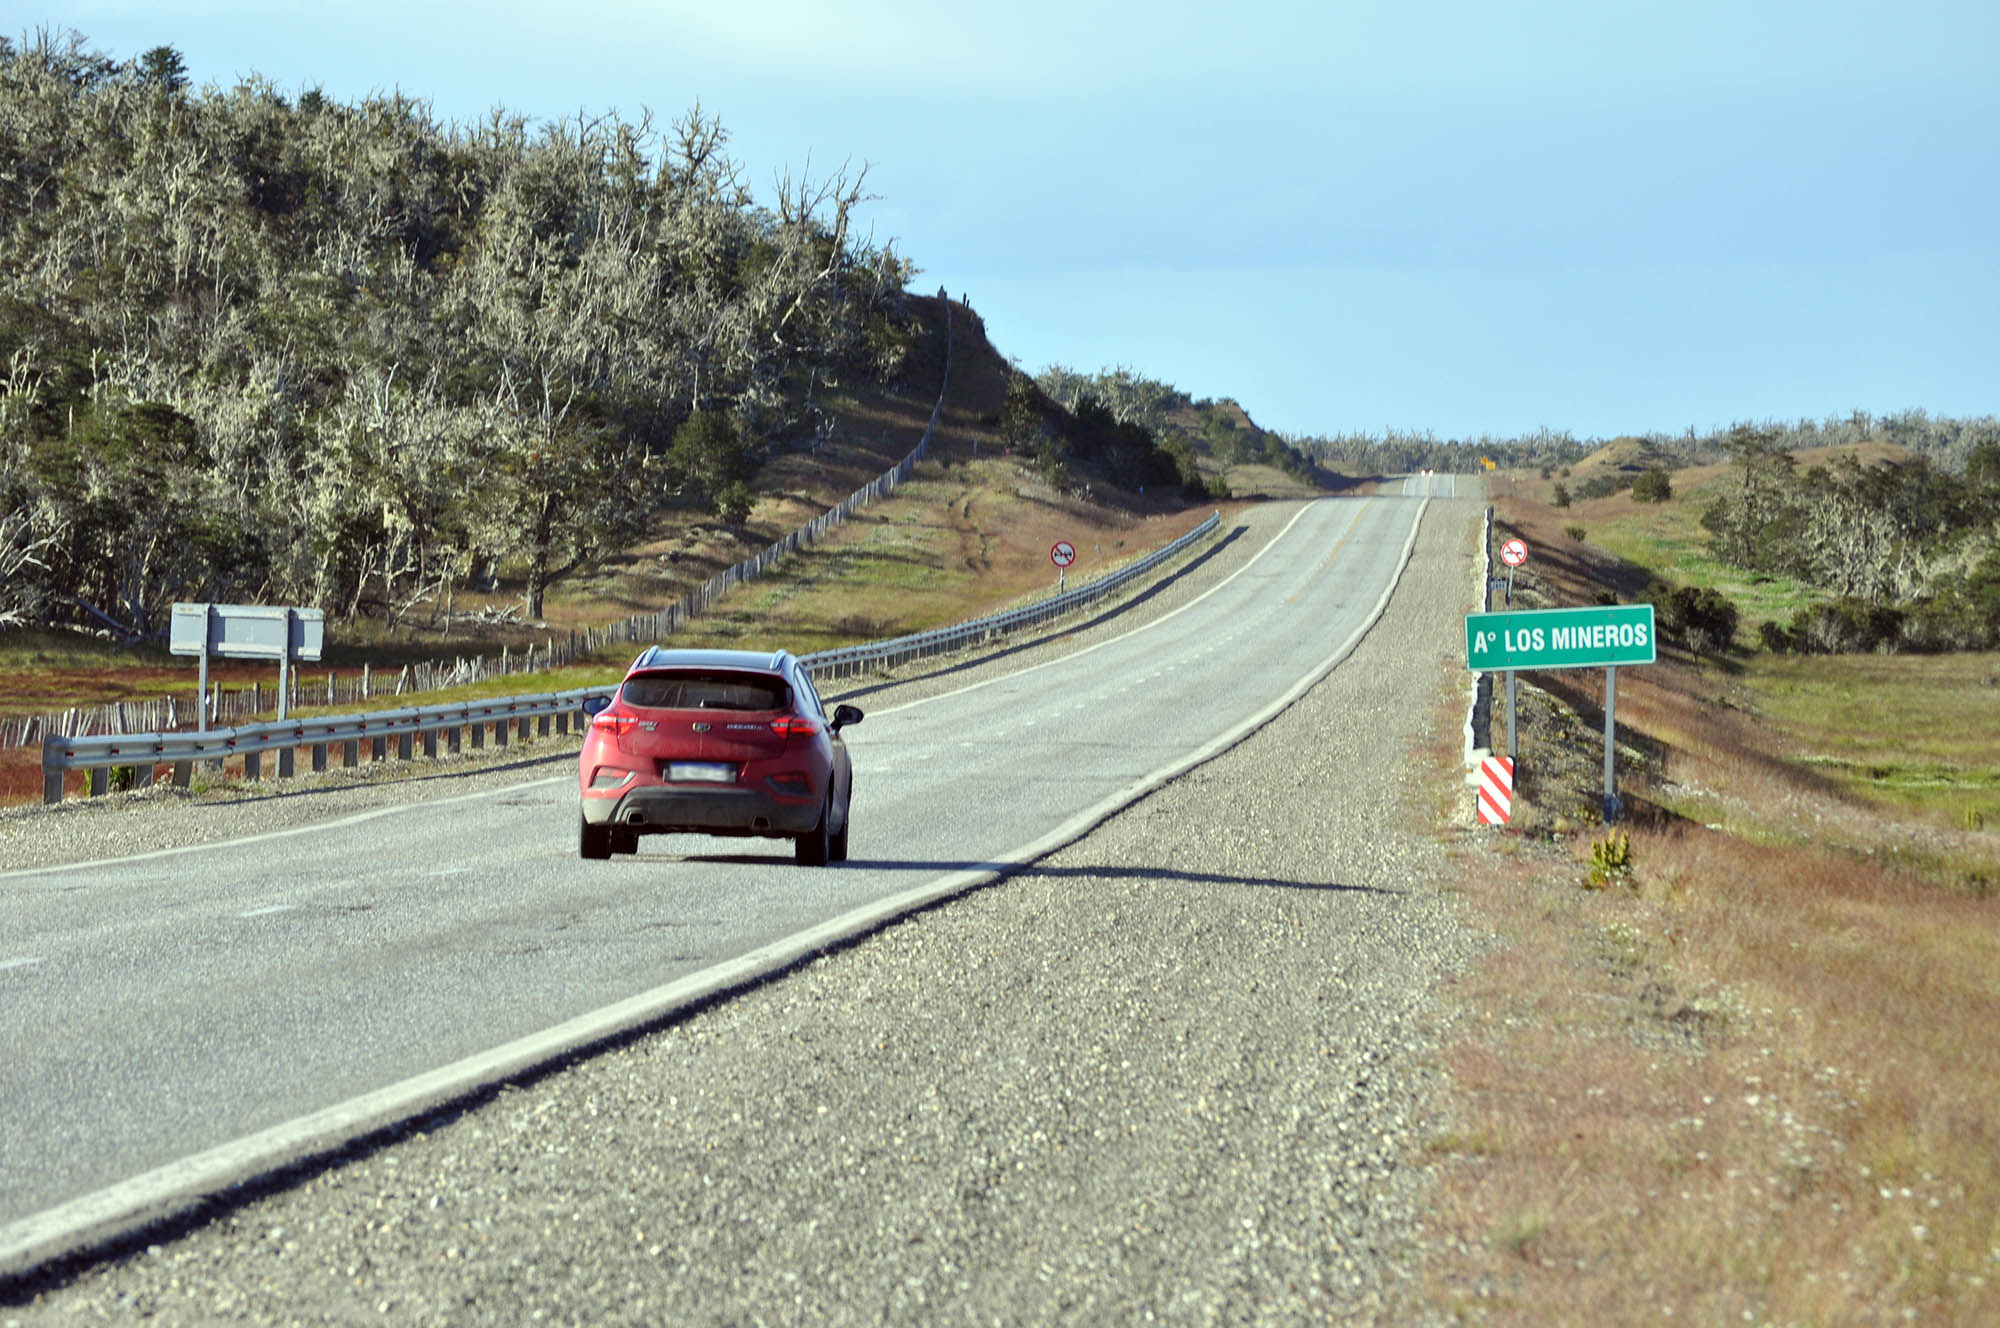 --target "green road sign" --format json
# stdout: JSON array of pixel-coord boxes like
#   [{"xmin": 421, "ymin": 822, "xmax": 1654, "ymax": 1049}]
[{"xmin": 1465, "ymin": 603, "xmax": 1656, "ymax": 671}]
